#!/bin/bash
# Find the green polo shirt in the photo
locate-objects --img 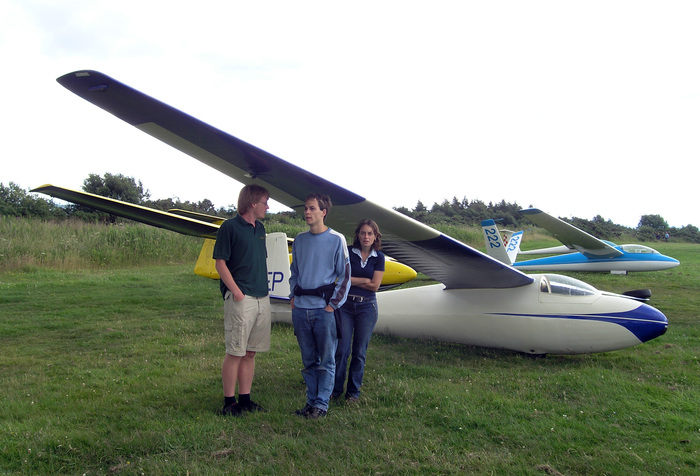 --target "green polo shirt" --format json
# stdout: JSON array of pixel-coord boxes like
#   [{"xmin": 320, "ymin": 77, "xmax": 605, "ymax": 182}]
[{"xmin": 212, "ymin": 214, "xmax": 268, "ymax": 299}]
